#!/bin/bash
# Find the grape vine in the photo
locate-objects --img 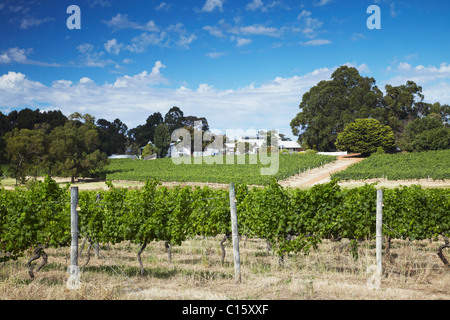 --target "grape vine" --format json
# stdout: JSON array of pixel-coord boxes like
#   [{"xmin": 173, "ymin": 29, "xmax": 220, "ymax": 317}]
[{"xmin": 1, "ymin": 176, "xmax": 449, "ymax": 279}]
